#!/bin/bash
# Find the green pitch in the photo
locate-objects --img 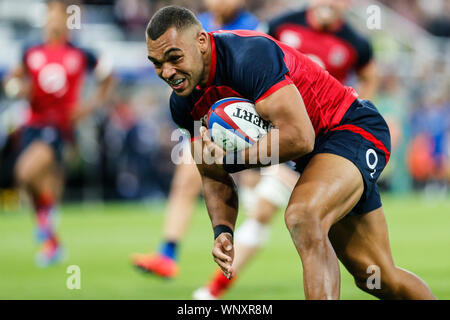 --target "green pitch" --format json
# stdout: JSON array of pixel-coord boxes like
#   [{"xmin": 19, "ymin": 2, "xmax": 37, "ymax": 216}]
[{"xmin": 0, "ymin": 194, "xmax": 449, "ymax": 300}]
